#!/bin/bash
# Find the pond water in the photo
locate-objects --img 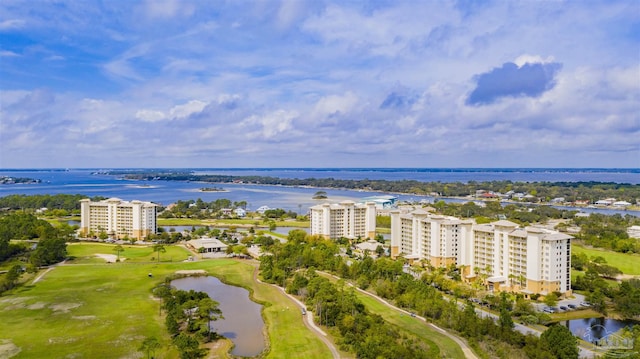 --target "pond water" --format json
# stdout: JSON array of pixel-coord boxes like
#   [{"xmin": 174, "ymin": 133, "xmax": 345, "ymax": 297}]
[
  {"xmin": 171, "ymin": 276, "xmax": 266, "ymax": 357},
  {"xmin": 559, "ymin": 317, "xmax": 639, "ymax": 342}
]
